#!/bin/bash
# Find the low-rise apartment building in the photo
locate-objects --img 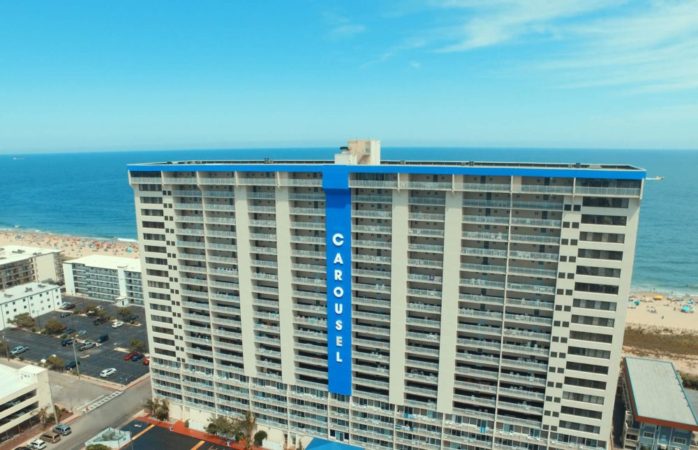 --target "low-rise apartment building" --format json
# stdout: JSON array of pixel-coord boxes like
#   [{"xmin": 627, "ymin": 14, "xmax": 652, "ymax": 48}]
[
  {"xmin": 0, "ymin": 282, "xmax": 62, "ymax": 330},
  {"xmin": 620, "ymin": 357, "xmax": 698, "ymax": 450},
  {"xmin": 0, "ymin": 245, "xmax": 62, "ymax": 289},
  {"xmin": 0, "ymin": 363, "xmax": 54, "ymax": 442},
  {"xmin": 63, "ymin": 255, "xmax": 143, "ymax": 305}
]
